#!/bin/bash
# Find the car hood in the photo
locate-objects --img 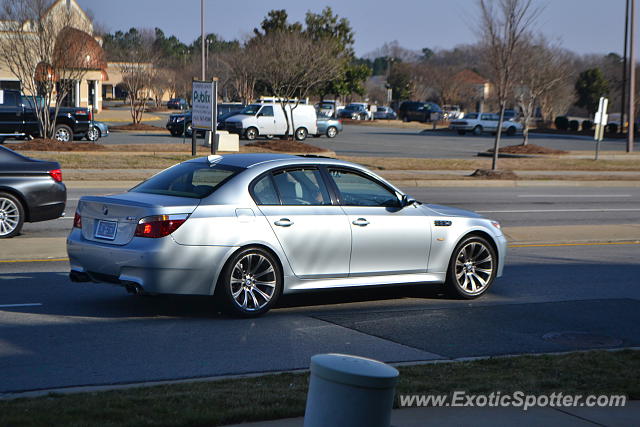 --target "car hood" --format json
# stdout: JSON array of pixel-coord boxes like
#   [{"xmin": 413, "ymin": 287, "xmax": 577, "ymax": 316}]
[
  {"xmin": 225, "ymin": 114, "xmax": 254, "ymax": 122},
  {"xmin": 423, "ymin": 203, "xmax": 483, "ymax": 218}
]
